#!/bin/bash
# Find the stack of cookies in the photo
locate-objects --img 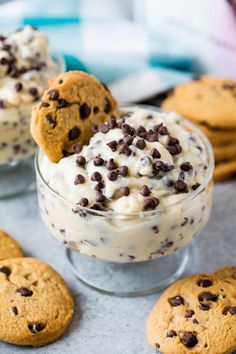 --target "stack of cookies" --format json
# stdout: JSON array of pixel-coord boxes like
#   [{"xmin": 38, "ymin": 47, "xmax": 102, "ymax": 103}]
[
  {"xmin": 0, "ymin": 229, "xmax": 74, "ymax": 347},
  {"xmin": 162, "ymin": 76, "xmax": 236, "ymax": 181}
]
